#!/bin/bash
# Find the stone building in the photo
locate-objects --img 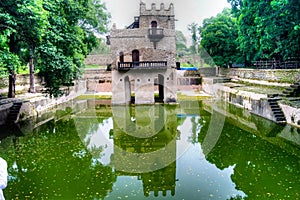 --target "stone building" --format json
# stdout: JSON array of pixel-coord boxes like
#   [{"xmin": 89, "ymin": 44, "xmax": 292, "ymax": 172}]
[{"xmin": 110, "ymin": 2, "xmax": 177, "ymax": 104}]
